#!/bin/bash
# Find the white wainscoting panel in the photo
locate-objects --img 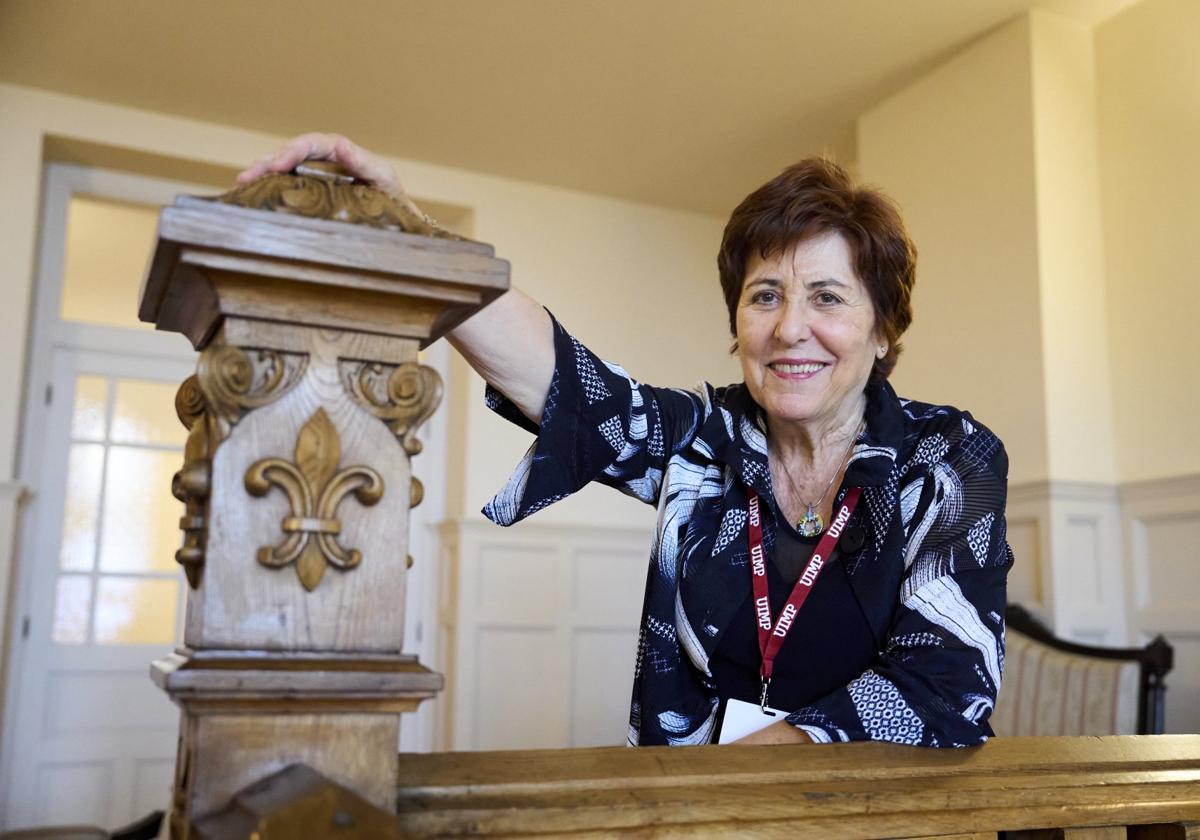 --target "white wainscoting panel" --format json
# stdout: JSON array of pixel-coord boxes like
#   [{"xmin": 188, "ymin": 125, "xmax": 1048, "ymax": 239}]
[
  {"xmin": 439, "ymin": 520, "xmax": 649, "ymax": 751},
  {"xmin": 474, "ymin": 627, "xmax": 563, "ymax": 749},
  {"xmin": 1122, "ymin": 475, "xmax": 1200, "ymax": 734},
  {"xmin": 44, "ymin": 670, "xmax": 177, "ymax": 735},
  {"xmin": 35, "ymin": 760, "xmax": 112, "ymax": 825},
  {"xmin": 1005, "ymin": 483, "xmax": 1049, "ymax": 619},
  {"xmin": 1006, "ymin": 481, "xmax": 1125, "ymax": 644},
  {"xmin": 1155, "ymin": 636, "xmax": 1200, "ymax": 736},
  {"xmin": 132, "ymin": 757, "xmax": 175, "ymax": 821},
  {"xmin": 570, "ymin": 628, "xmax": 641, "ymax": 746}
]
